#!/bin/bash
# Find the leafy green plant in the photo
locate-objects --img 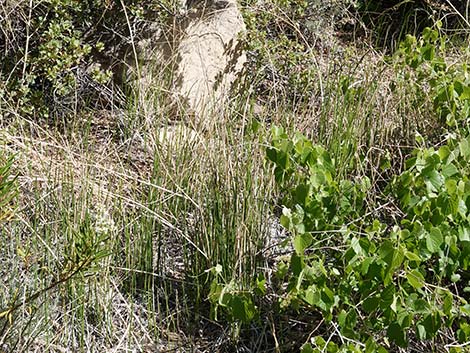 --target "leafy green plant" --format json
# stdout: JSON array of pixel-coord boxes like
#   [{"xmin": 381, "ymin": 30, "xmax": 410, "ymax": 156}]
[
  {"xmin": 266, "ymin": 126, "xmax": 370, "ymax": 239},
  {"xmin": 390, "ymin": 139, "xmax": 470, "ymax": 336},
  {"xmin": 266, "ymin": 126, "xmax": 469, "ymax": 351},
  {"xmin": 0, "ymin": 0, "xmax": 173, "ymax": 117},
  {"xmin": 208, "ymin": 264, "xmax": 258, "ymax": 325},
  {"xmin": 355, "ymin": 0, "xmax": 468, "ymax": 50},
  {"xmin": 393, "ymin": 23, "xmax": 470, "ymax": 135},
  {"xmin": 241, "ymin": 0, "xmax": 352, "ymax": 107}
]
